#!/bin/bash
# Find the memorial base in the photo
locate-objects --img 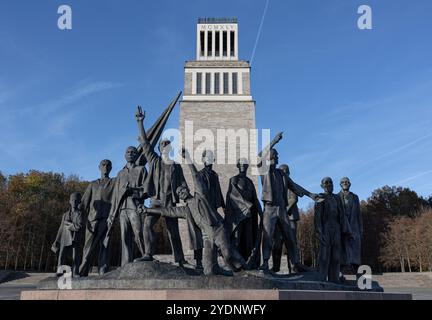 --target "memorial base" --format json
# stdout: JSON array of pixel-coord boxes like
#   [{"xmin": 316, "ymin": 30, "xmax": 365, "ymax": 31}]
[
  {"xmin": 22, "ymin": 260, "xmax": 411, "ymax": 300},
  {"xmin": 21, "ymin": 289, "xmax": 412, "ymax": 300}
]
